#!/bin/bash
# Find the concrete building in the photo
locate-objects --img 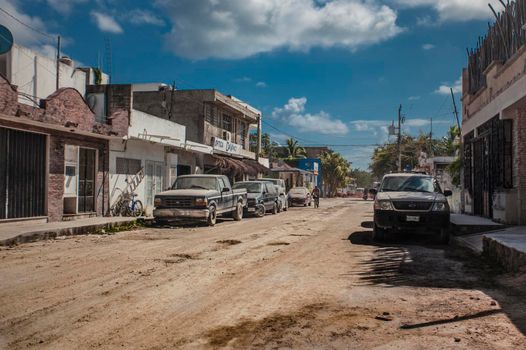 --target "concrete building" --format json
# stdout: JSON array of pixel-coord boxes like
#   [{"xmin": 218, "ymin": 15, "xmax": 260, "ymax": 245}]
[
  {"xmin": 462, "ymin": 1, "xmax": 526, "ymax": 224},
  {"xmin": 133, "ymin": 89, "xmax": 267, "ymax": 182},
  {"xmin": 87, "ymin": 83, "xmax": 214, "ymax": 216},
  {"xmin": 0, "ymin": 44, "xmax": 108, "ymax": 107}
]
